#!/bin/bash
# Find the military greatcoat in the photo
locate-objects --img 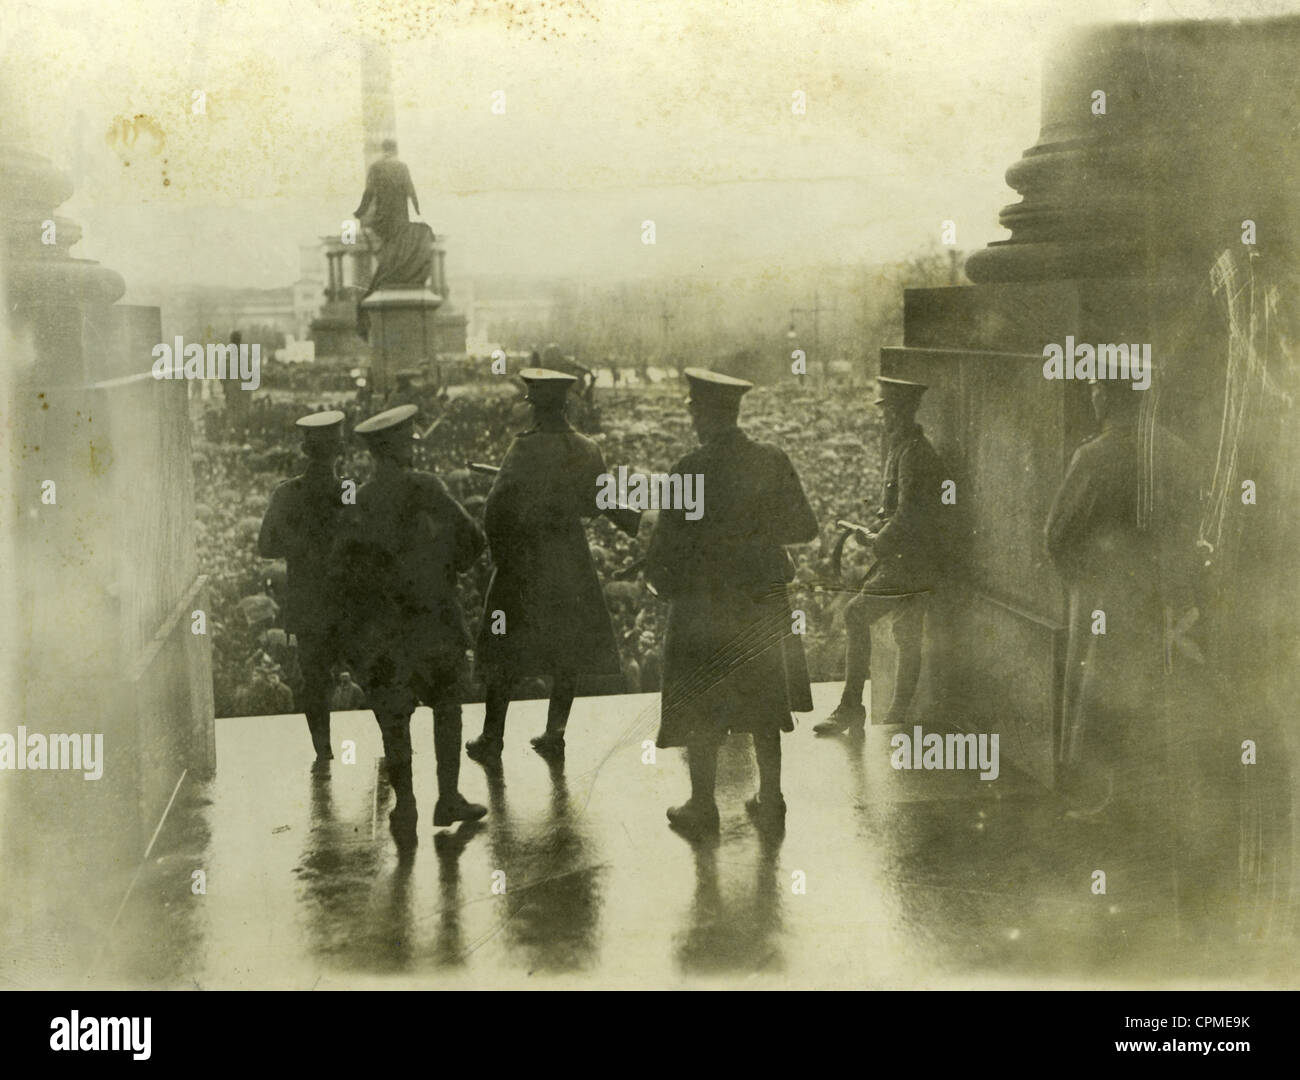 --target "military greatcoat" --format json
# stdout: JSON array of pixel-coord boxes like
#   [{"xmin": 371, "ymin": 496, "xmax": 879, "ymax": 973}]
[
  {"xmin": 647, "ymin": 427, "xmax": 819, "ymax": 748},
  {"xmin": 475, "ymin": 418, "xmax": 622, "ymax": 679},
  {"xmin": 1045, "ymin": 422, "xmax": 1200, "ymax": 771},
  {"xmin": 332, "ymin": 468, "xmax": 485, "ymax": 716},
  {"xmin": 258, "ymin": 465, "xmax": 348, "ymax": 637}
]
